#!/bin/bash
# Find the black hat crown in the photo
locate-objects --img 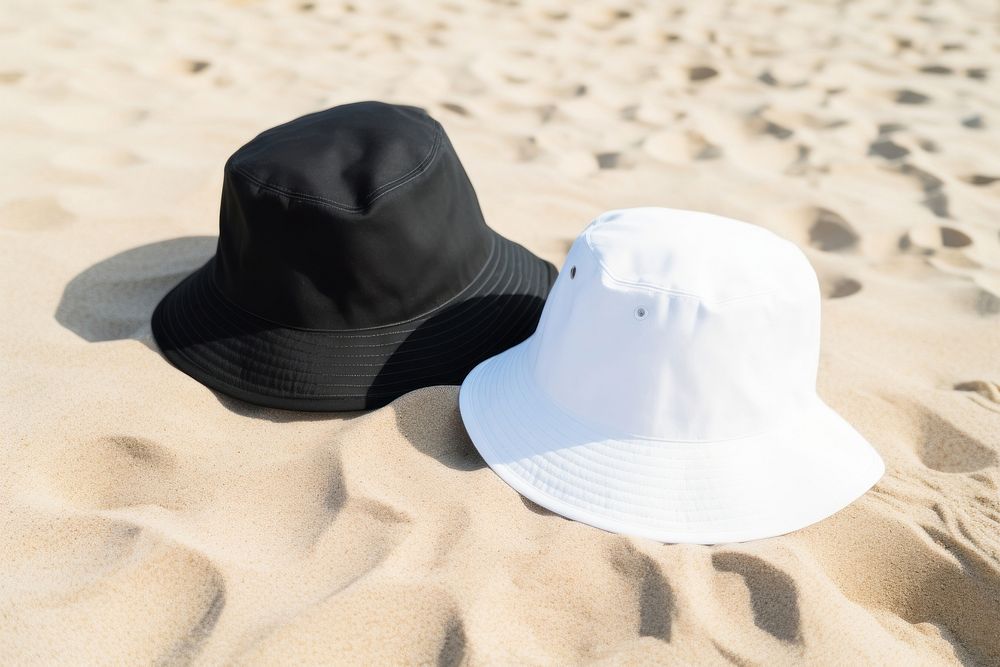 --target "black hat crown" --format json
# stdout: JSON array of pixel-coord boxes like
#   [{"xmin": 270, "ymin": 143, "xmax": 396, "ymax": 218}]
[{"xmin": 215, "ymin": 101, "xmax": 494, "ymax": 330}]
